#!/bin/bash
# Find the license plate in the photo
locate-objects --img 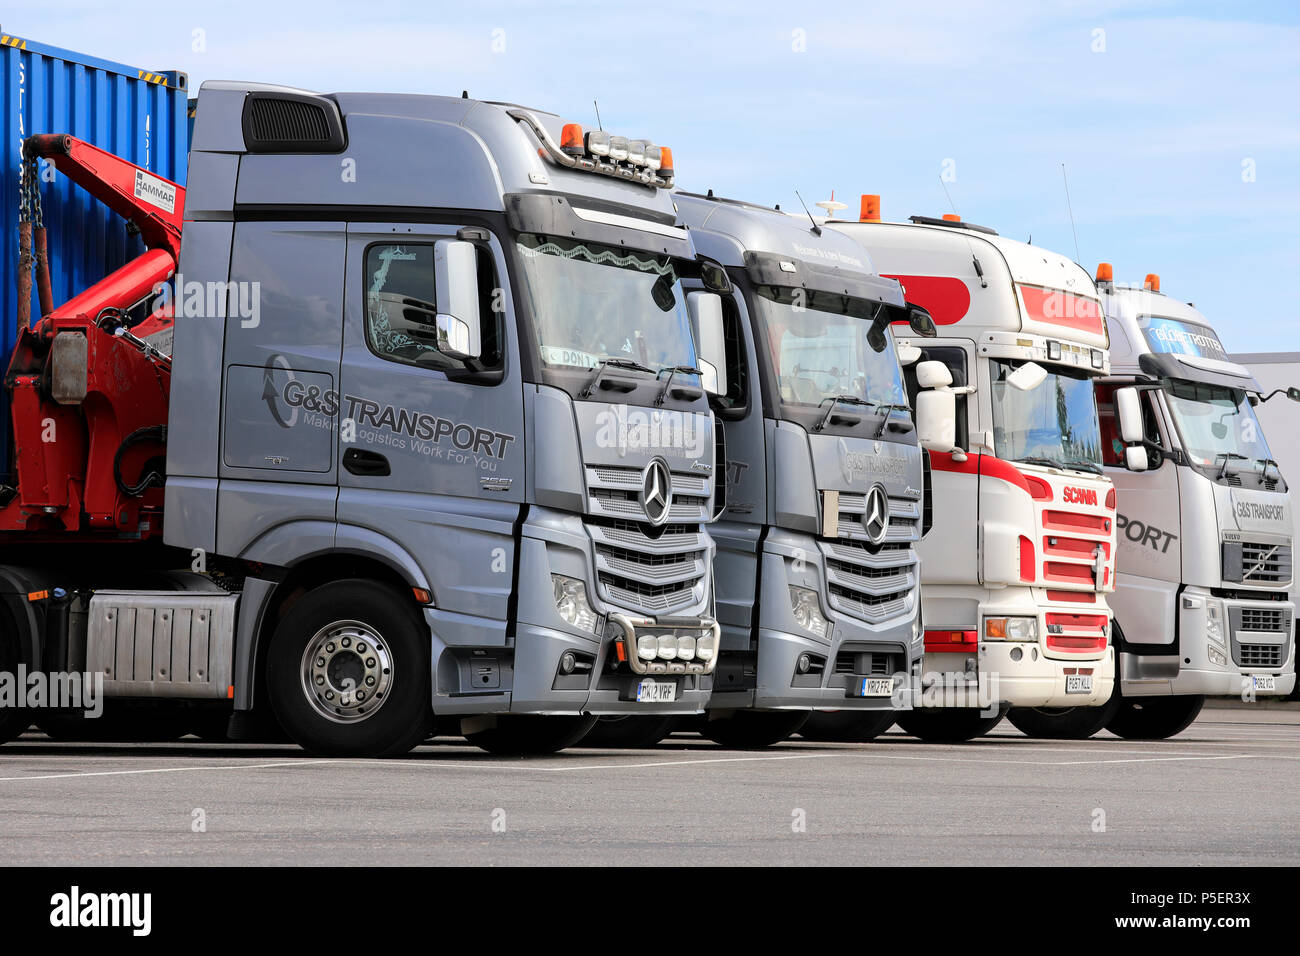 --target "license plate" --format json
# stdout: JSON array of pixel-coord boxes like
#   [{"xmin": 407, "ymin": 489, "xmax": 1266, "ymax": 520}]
[
  {"xmin": 1065, "ymin": 674, "xmax": 1093, "ymax": 694},
  {"xmin": 1252, "ymin": 675, "xmax": 1277, "ymax": 692},
  {"xmin": 636, "ymin": 679, "xmax": 677, "ymax": 703},
  {"xmin": 857, "ymin": 677, "xmax": 895, "ymax": 698}
]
